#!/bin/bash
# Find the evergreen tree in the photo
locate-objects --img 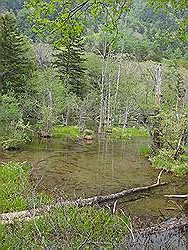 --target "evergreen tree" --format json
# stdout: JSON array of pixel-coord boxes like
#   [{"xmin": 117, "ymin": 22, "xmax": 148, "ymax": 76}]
[
  {"xmin": 53, "ymin": 34, "xmax": 86, "ymax": 98},
  {"xmin": 0, "ymin": 11, "xmax": 36, "ymax": 96}
]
